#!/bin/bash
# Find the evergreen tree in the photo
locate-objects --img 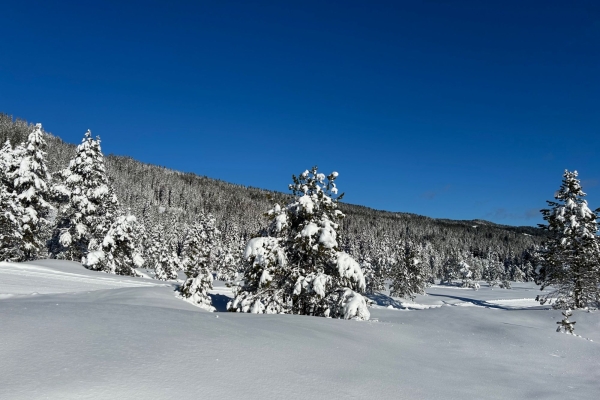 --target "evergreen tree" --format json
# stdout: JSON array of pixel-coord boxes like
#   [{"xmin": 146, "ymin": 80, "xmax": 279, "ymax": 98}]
[
  {"xmin": 179, "ymin": 213, "xmax": 220, "ymax": 311},
  {"xmin": 147, "ymin": 224, "xmax": 182, "ymax": 281},
  {"xmin": 536, "ymin": 170, "xmax": 600, "ymax": 309},
  {"xmin": 154, "ymin": 246, "xmax": 182, "ymax": 281},
  {"xmin": 84, "ymin": 213, "xmax": 144, "ymax": 276},
  {"xmin": 10, "ymin": 124, "xmax": 52, "ymax": 260},
  {"xmin": 459, "ymin": 261, "xmax": 480, "ymax": 290},
  {"xmin": 0, "ymin": 180, "xmax": 24, "ymax": 261},
  {"xmin": 49, "ymin": 130, "xmax": 119, "ymax": 262},
  {"xmin": 441, "ymin": 250, "xmax": 462, "ymax": 285},
  {"xmin": 512, "ymin": 265, "xmax": 526, "ymax": 282},
  {"xmin": 364, "ymin": 236, "xmax": 393, "ymax": 294},
  {"xmin": 483, "ymin": 254, "xmax": 504, "ymax": 288},
  {"xmin": 360, "ymin": 252, "xmax": 379, "ymax": 295},
  {"xmin": 215, "ymin": 222, "xmax": 244, "ymax": 283},
  {"xmin": 228, "ymin": 167, "xmax": 369, "ymax": 320},
  {"xmin": 389, "ymin": 240, "xmax": 429, "ymax": 299}
]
